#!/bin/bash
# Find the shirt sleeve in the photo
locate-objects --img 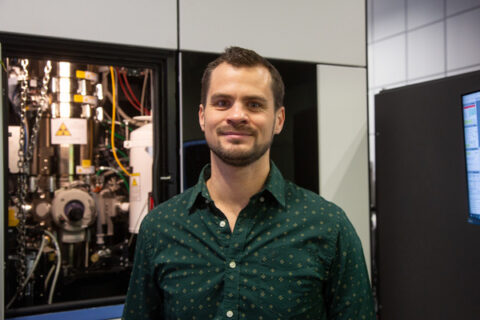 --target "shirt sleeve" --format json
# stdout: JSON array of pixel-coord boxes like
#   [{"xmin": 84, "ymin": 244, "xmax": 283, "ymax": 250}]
[
  {"xmin": 122, "ymin": 220, "xmax": 163, "ymax": 320},
  {"xmin": 324, "ymin": 213, "xmax": 376, "ymax": 320}
]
